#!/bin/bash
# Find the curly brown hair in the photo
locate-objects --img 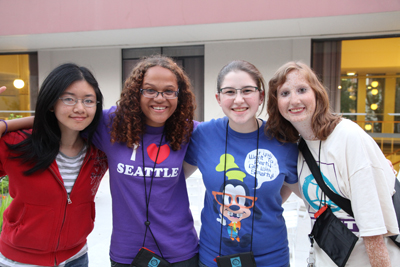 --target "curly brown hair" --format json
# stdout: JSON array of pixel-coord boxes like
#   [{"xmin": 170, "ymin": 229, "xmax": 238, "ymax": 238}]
[
  {"xmin": 109, "ymin": 55, "xmax": 196, "ymax": 151},
  {"xmin": 266, "ymin": 61, "xmax": 341, "ymax": 143}
]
